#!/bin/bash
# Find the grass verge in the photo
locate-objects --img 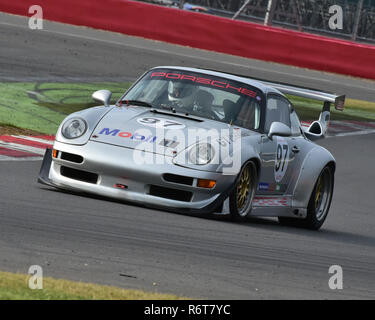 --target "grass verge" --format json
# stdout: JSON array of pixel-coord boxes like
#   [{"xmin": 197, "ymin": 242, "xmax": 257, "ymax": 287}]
[
  {"xmin": 0, "ymin": 82, "xmax": 131, "ymax": 135},
  {"xmin": 0, "ymin": 271, "xmax": 185, "ymax": 300}
]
